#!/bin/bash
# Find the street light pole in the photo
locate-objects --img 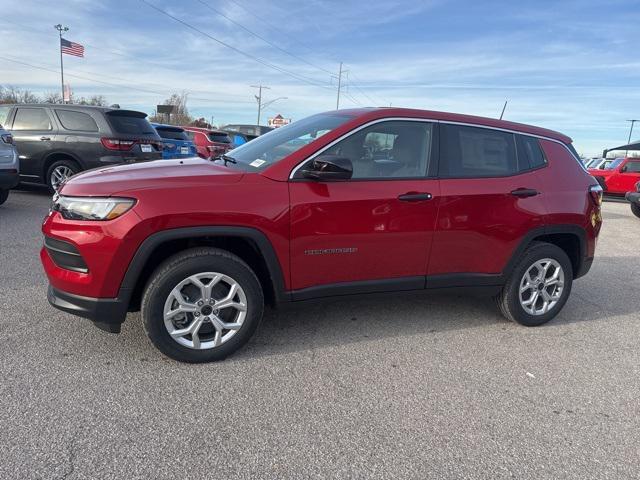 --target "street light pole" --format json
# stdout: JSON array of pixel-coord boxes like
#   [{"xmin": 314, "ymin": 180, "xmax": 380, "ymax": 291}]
[
  {"xmin": 251, "ymin": 84, "xmax": 270, "ymax": 125},
  {"xmin": 54, "ymin": 24, "xmax": 69, "ymax": 104},
  {"xmin": 626, "ymin": 119, "xmax": 638, "ymax": 156}
]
